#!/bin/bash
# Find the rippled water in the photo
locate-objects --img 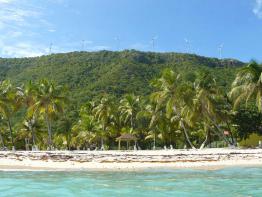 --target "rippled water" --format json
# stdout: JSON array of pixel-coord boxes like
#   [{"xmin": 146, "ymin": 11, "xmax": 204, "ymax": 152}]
[{"xmin": 0, "ymin": 167, "xmax": 261, "ymax": 196}]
